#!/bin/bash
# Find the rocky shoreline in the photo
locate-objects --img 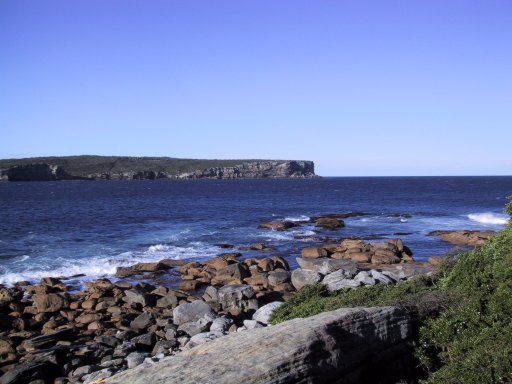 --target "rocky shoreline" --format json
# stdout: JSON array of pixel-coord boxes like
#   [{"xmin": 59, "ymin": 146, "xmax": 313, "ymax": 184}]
[{"xmin": 0, "ymin": 212, "xmax": 494, "ymax": 384}]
